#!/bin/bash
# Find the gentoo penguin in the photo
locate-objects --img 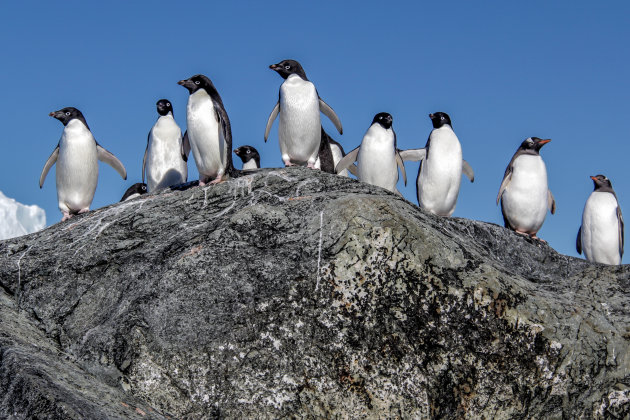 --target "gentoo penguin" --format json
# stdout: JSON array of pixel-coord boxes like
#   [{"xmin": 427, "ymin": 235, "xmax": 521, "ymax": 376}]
[
  {"xmin": 39, "ymin": 107, "xmax": 127, "ymax": 221},
  {"xmin": 120, "ymin": 183, "xmax": 147, "ymax": 201},
  {"xmin": 314, "ymin": 128, "xmax": 350, "ymax": 176},
  {"xmin": 143, "ymin": 99, "xmax": 187, "ymax": 192},
  {"xmin": 399, "ymin": 112, "xmax": 474, "ymax": 216},
  {"xmin": 335, "ymin": 112, "xmax": 406, "ymax": 194},
  {"xmin": 577, "ymin": 175, "xmax": 624, "ymax": 265},
  {"xmin": 178, "ymin": 74, "xmax": 237, "ymax": 186},
  {"xmin": 234, "ymin": 145, "xmax": 260, "ymax": 170},
  {"xmin": 496, "ymin": 137, "xmax": 555, "ymax": 240},
  {"xmin": 264, "ymin": 59, "xmax": 343, "ymax": 167}
]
